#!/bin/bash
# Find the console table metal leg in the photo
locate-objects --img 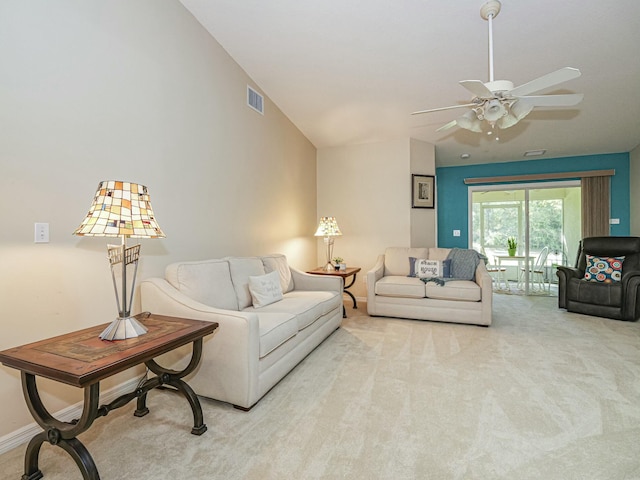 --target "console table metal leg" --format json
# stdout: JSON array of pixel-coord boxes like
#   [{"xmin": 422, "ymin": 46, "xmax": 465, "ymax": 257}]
[
  {"xmin": 343, "ymin": 274, "xmax": 358, "ymax": 315},
  {"xmin": 22, "ymin": 433, "xmax": 99, "ymax": 480},
  {"xmin": 165, "ymin": 378, "xmax": 207, "ymax": 435},
  {"xmin": 137, "ymin": 339, "xmax": 207, "ymax": 435},
  {"xmin": 21, "ymin": 373, "xmax": 101, "ymax": 480},
  {"xmin": 22, "ymin": 432, "xmax": 45, "ymax": 480}
]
